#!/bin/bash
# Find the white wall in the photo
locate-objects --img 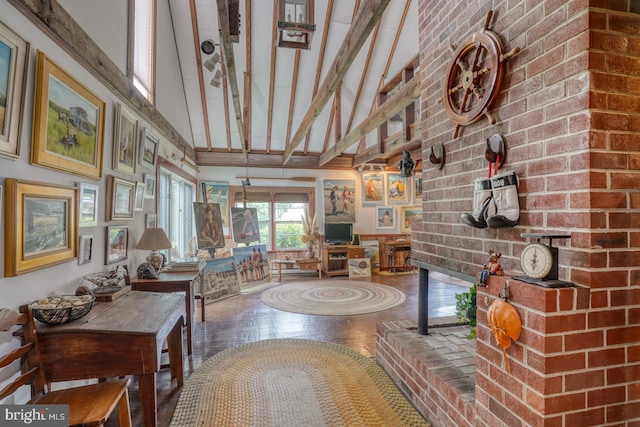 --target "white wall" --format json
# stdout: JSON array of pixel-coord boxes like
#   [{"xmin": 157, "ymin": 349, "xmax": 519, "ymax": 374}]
[{"xmin": 0, "ymin": 0, "xmax": 193, "ymax": 311}]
